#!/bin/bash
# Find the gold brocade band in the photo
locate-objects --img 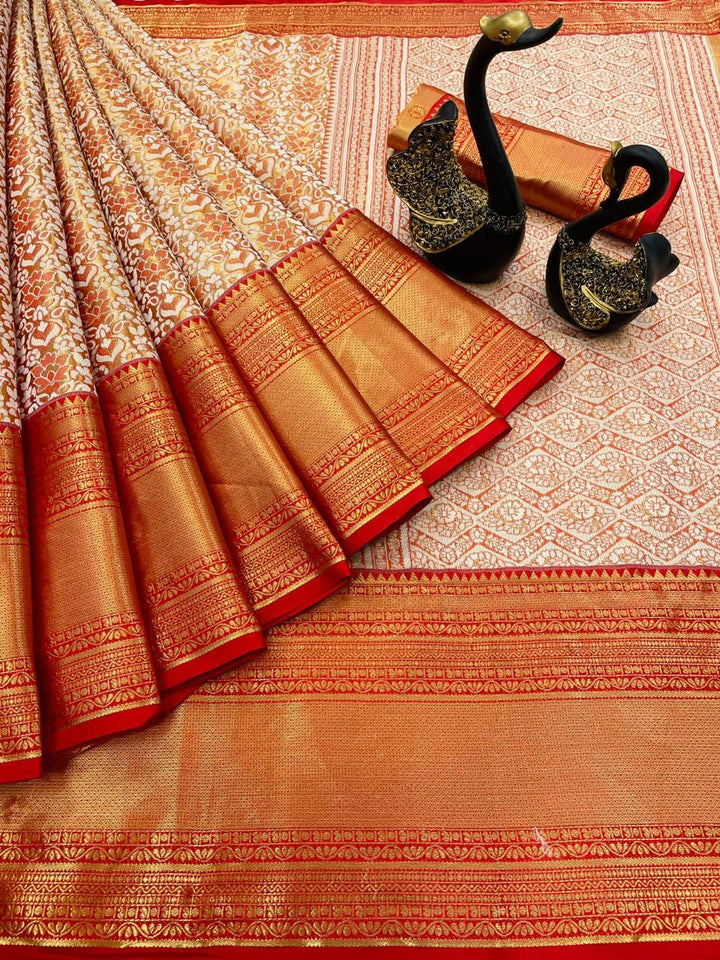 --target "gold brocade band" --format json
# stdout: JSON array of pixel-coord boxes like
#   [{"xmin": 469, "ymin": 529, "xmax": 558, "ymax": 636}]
[
  {"xmin": 0, "ymin": 425, "xmax": 39, "ymax": 780},
  {"xmin": 1, "ymin": 567, "xmax": 719, "ymax": 949},
  {"xmin": 97, "ymin": 358, "xmax": 265, "ymax": 688},
  {"xmin": 24, "ymin": 393, "xmax": 160, "ymax": 752},
  {"xmin": 123, "ymin": 1, "xmax": 720, "ymax": 39},
  {"xmin": 272, "ymin": 241, "xmax": 509, "ymax": 483},
  {"xmin": 322, "ymin": 210, "xmax": 564, "ymax": 416},
  {"xmin": 156, "ymin": 314, "xmax": 352, "ymax": 621},
  {"xmin": 206, "ymin": 272, "xmax": 431, "ymax": 554}
]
